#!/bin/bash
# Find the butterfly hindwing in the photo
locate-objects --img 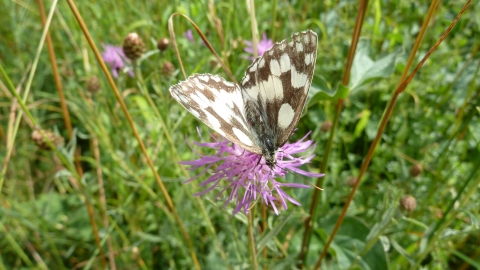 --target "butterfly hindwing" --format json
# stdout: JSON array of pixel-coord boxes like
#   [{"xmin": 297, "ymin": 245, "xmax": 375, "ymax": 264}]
[
  {"xmin": 170, "ymin": 74, "xmax": 262, "ymax": 154},
  {"xmin": 240, "ymin": 30, "xmax": 318, "ymax": 147}
]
